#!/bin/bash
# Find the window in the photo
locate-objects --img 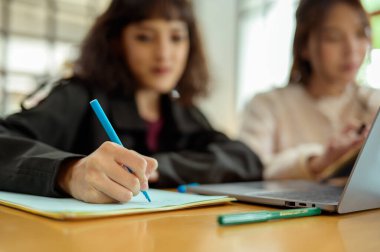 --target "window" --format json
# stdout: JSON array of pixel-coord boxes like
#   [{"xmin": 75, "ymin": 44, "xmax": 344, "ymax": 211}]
[
  {"xmin": 237, "ymin": 0, "xmax": 380, "ymax": 112},
  {"xmin": 236, "ymin": 0, "xmax": 298, "ymax": 111},
  {"xmin": 360, "ymin": 0, "xmax": 380, "ymax": 88},
  {"xmin": 0, "ymin": 0, "xmax": 109, "ymax": 115}
]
